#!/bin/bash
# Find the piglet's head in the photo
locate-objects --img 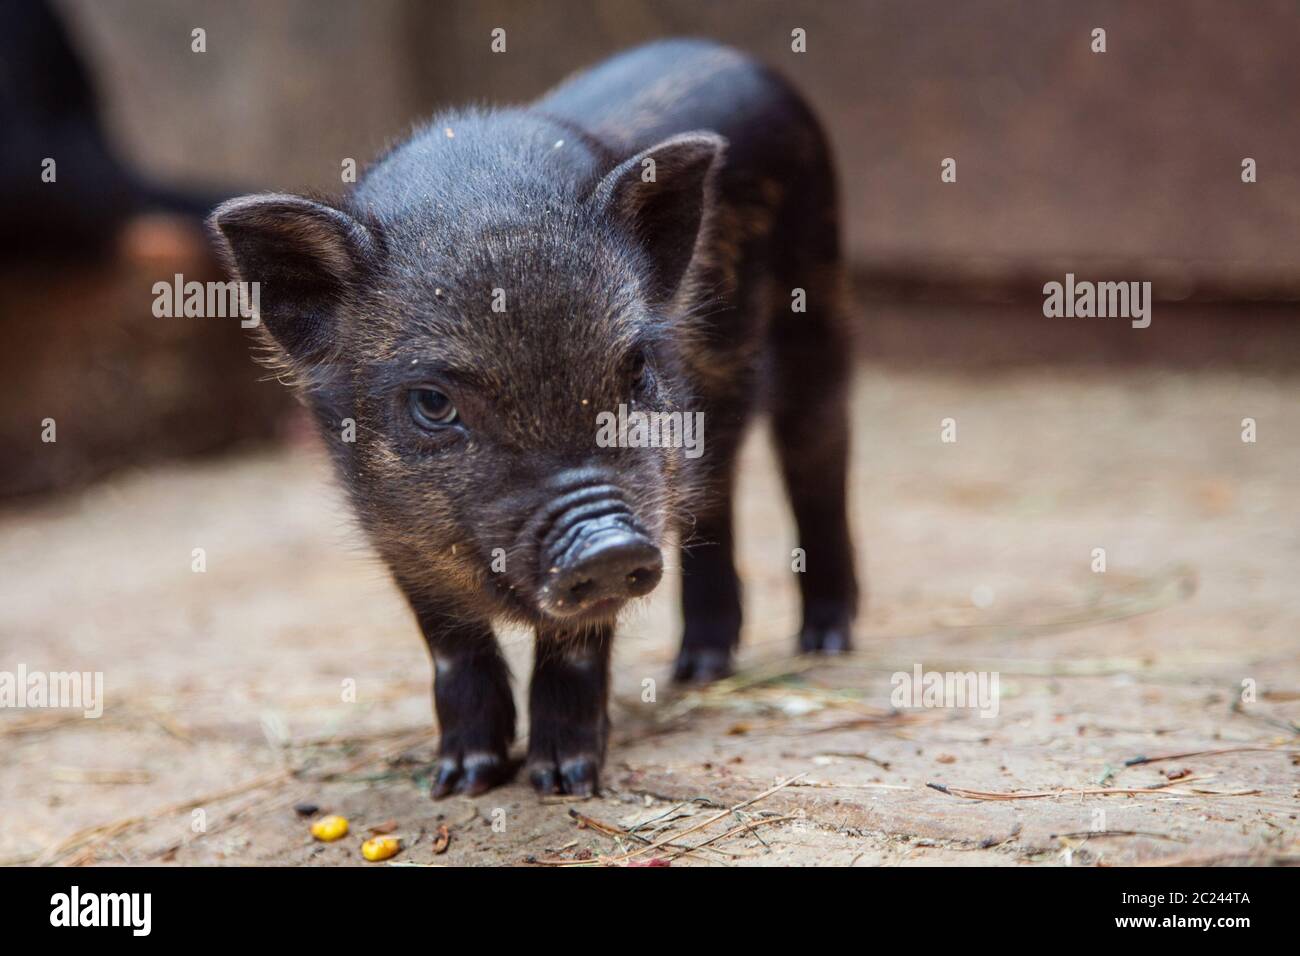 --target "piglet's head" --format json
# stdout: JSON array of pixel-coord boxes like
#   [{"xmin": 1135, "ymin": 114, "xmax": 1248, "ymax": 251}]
[{"xmin": 209, "ymin": 129, "xmax": 724, "ymax": 627}]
